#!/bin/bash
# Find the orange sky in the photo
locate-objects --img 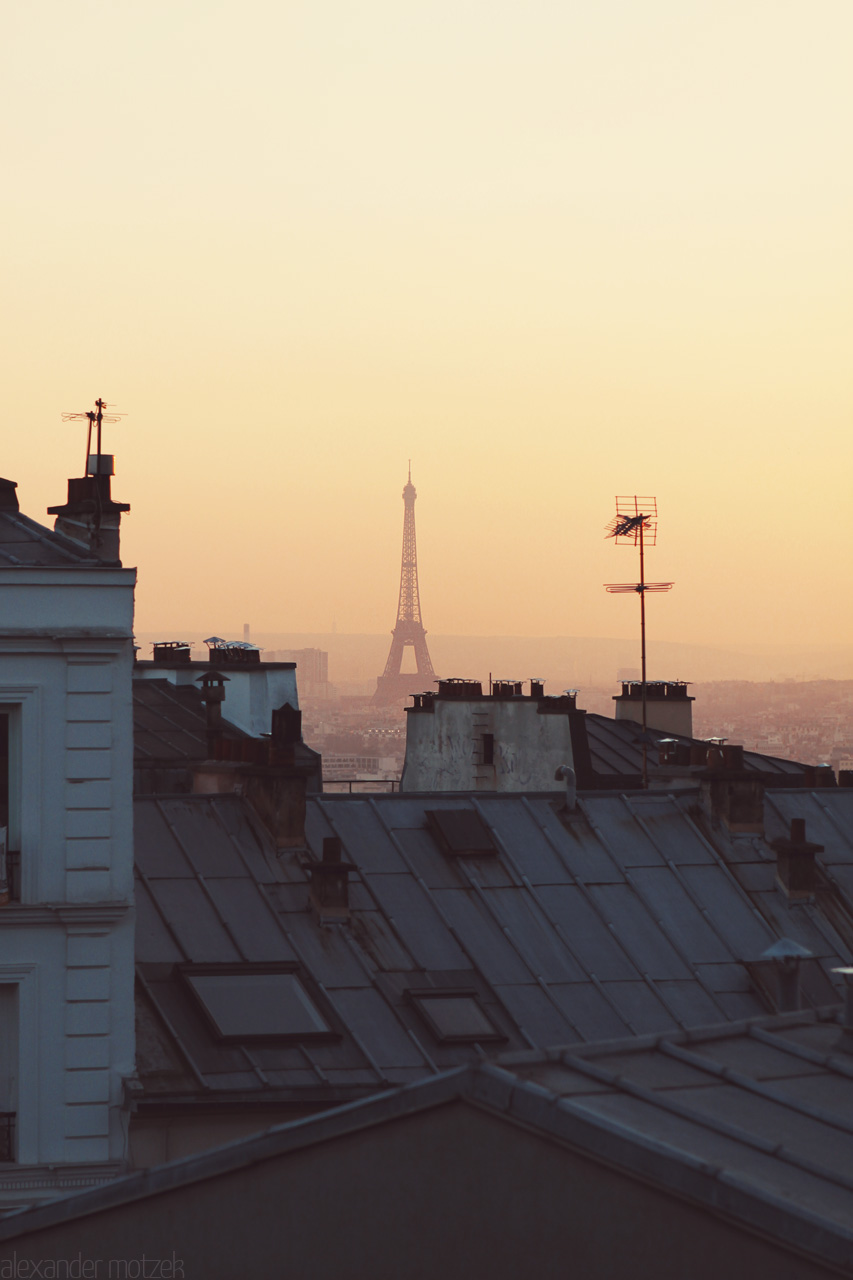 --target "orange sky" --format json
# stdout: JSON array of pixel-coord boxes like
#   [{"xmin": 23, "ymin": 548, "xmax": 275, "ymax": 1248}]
[{"xmin": 3, "ymin": 1, "xmax": 851, "ymax": 652}]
